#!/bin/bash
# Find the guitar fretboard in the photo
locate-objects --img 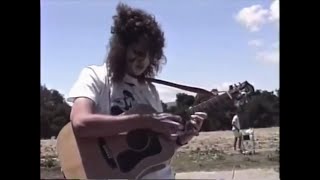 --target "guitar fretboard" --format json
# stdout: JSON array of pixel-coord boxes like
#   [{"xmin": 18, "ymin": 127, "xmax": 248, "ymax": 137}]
[{"xmin": 187, "ymin": 92, "xmax": 234, "ymax": 115}]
